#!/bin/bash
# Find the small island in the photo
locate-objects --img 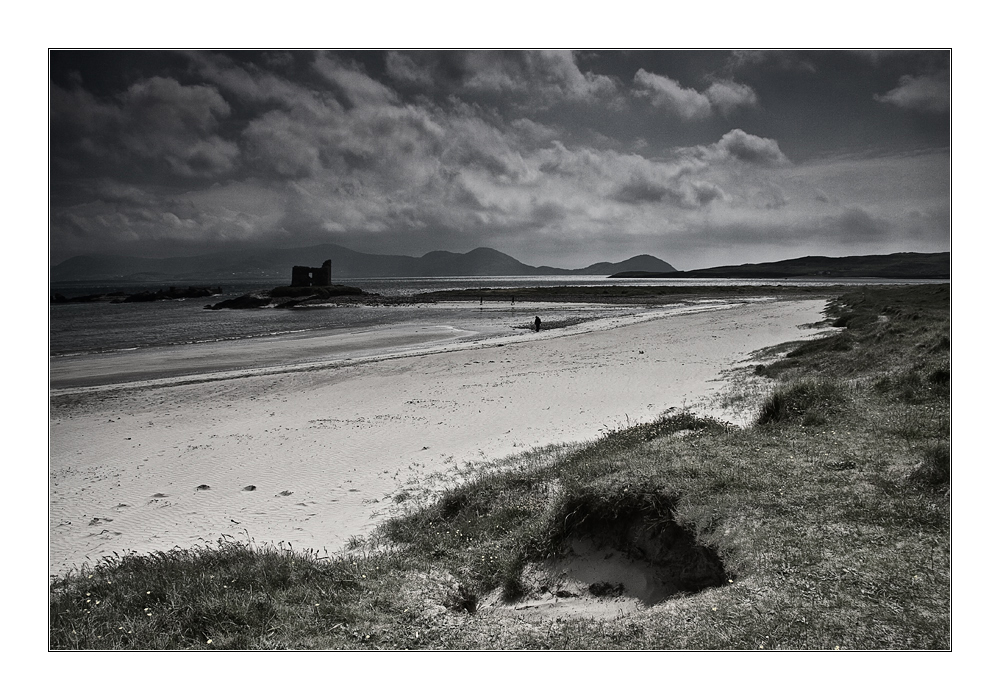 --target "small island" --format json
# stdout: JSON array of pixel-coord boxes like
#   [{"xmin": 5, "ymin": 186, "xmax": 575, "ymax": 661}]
[{"xmin": 207, "ymin": 260, "xmax": 371, "ymax": 309}]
